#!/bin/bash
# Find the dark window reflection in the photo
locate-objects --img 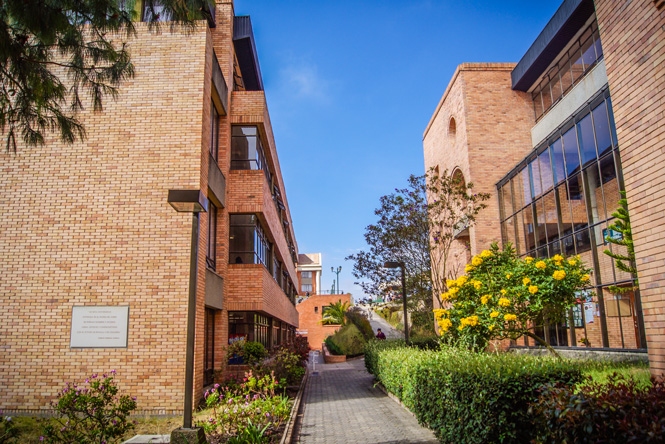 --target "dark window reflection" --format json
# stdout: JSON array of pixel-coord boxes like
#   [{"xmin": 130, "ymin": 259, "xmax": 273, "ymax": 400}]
[
  {"xmin": 551, "ymin": 140, "xmax": 566, "ymax": 185},
  {"xmin": 562, "ymin": 127, "xmax": 580, "ymax": 176},
  {"xmin": 577, "ymin": 113, "xmax": 597, "ymax": 166},
  {"xmin": 539, "ymin": 150, "xmax": 553, "ymax": 192},
  {"xmin": 592, "ymin": 101, "xmax": 612, "ymax": 158},
  {"xmin": 575, "ymin": 228, "xmax": 592, "ymax": 254}
]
